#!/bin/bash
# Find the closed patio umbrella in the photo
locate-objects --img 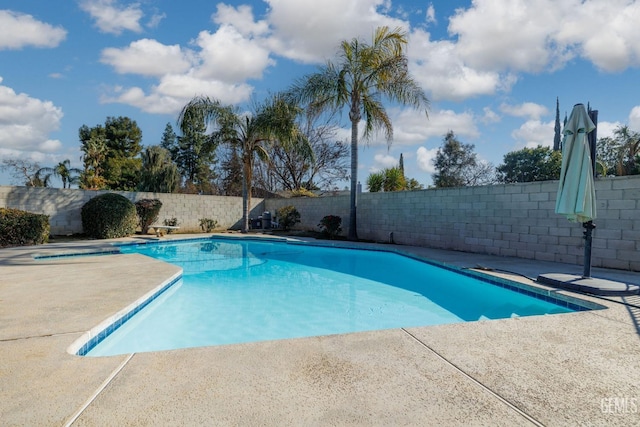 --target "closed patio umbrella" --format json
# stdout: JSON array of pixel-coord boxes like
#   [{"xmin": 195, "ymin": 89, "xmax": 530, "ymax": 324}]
[
  {"xmin": 538, "ymin": 103, "xmax": 639, "ymax": 295},
  {"xmin": 555, "ymin": 103, "xmax": 596, "ymax": 223}
]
